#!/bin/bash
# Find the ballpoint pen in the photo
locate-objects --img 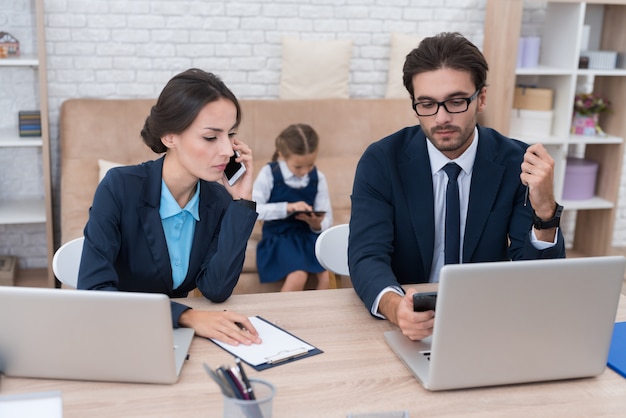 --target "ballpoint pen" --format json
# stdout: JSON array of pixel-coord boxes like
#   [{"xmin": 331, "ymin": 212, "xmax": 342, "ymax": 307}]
[
  {"xmin": 218, "ymin": 365, "xmax": 246, "ymax": 400},
  {"xmin": 203, "ymin": 363, "xmax": 235, "ymax": 398},
  {"xmin": 236, "ymin": 357, "xmax": 256, "ymax": 400},
  {"xmin": 524, "ymin": 184, "xmax": 529, "ymax": 207},
  {"xmin": 226, "ymin": 366, "xmax": 249, "ymax": 400}
]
